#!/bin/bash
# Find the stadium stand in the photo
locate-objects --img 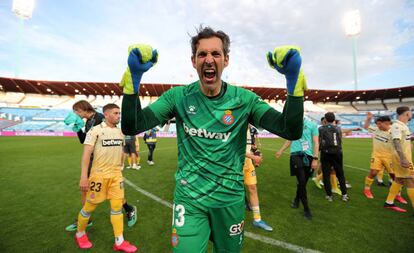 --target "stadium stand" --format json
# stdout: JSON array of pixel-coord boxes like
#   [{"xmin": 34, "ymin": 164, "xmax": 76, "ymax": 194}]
[
  {"xmin": 4, "ymin": 121, "xmax": 57, "ymax": 131},
  {"xmin": 315, "ymin": 102, "xmax": 358, "ymax": 113},
  {"xmin": 0, "ymin": 118, "xmax": 18, "ymax": 130},
  {"xmin": 0, "ymin": 77, "xmax": 413, "ymax": 133}
]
